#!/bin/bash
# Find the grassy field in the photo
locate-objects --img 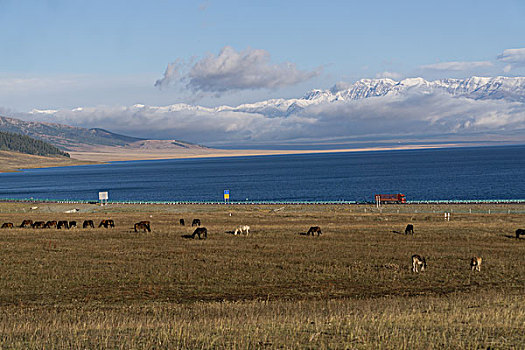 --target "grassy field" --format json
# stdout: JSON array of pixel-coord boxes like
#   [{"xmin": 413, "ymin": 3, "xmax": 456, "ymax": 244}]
[
  {"xmin": 0, "ymin": 202, "xmax": 524, "ymax": 348},
  {"xmin": 0, "ymin": 150, "xmax": 97, "ymax": 173}
]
